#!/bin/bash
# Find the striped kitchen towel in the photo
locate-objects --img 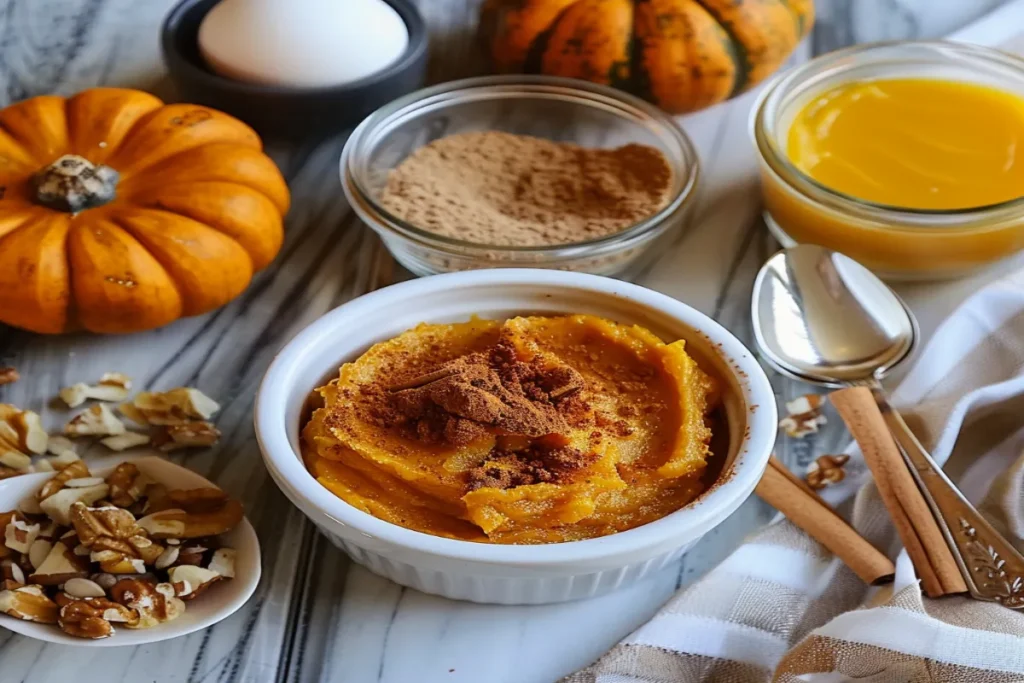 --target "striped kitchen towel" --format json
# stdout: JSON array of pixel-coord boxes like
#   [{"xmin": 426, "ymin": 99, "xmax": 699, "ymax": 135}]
[{"xmin": 565, "ymin": 267, "xmax": 1024, "ymax": 682}]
